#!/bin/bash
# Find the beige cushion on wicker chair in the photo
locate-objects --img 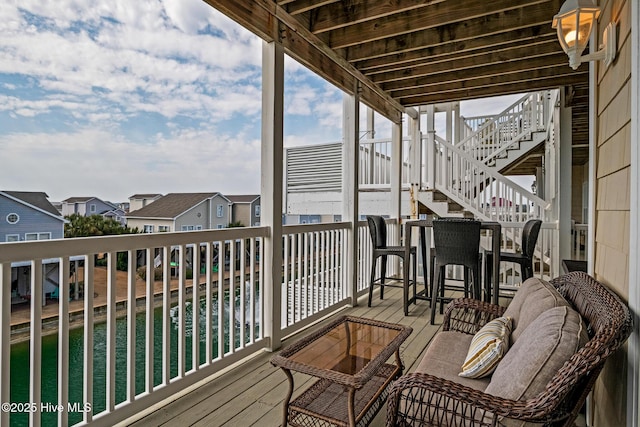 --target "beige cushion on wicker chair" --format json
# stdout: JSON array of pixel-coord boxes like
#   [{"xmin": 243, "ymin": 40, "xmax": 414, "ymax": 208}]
[
  {"xmin": 485, "ymin": 305, "xmax": 585, "ymax": 402},
  {"xmin": 503, "ymin": 277, "xmax": 570, "ymax": 345}
]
